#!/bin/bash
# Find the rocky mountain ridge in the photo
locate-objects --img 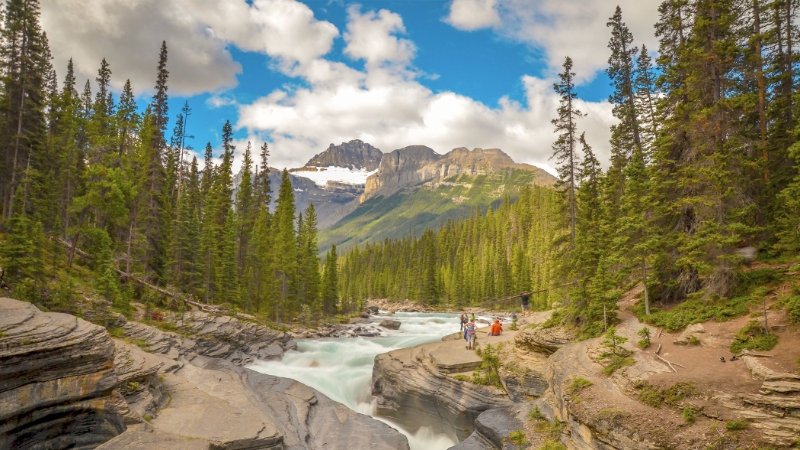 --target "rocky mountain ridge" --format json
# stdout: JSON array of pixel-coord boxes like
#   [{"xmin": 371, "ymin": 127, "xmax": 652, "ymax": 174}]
[{"xmin": 302, "ymin": 139, "xmax": 382, "ymax": 171}]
